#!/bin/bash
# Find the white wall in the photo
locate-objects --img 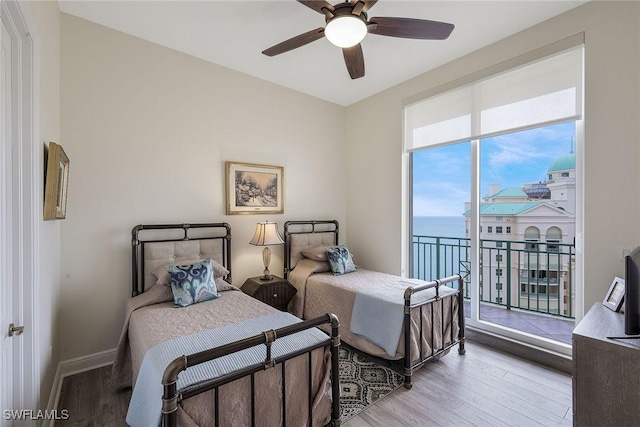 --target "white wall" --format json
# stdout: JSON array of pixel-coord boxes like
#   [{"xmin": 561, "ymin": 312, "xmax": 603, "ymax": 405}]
[
  {"xmin": 59, "ymin": 14, "xmax": 347, "ymax": 360},
  {"xmin": 345, "ymin": 1, "xmax": 640, "ymax": 318},
  {"xmin": 22, "ymin": 0, "xmax": 62, "ymax": 408}
]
